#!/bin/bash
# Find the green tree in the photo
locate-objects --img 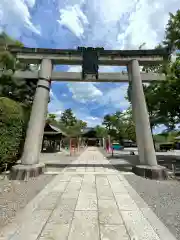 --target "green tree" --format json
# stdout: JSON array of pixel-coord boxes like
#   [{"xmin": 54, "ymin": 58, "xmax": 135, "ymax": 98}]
[
  {"xmin": 0, "ymin": 97, "xmax": 27, "ymax": 168},
  {"xmin": 110, "ymin": 111, "xmax": 126, "ymax": 143},
  {"xmin": 47, "ymin": 113, "xmax": 57, "ymax": 125},
  {"xmin": 0, "ymin": 32, "xmax": 23, "ymax": 48},
  {"xmin": 59, "ymin": 108, "xmax": 77, "ymax": 127},
  {"xmin": 102, "ymin": 111, "xmax": 135, "ymax": 144},
  {"xmin": 76, "ymin": 119, "xmax": 87, "ymax": 130},
  {"xmin": 163, "ymin": 10, "xmax": 180, "ymax": 50},
  {"xmin": 121, "ymin": 107, "xmax": 136, "ymax": 142},
  {"xmin": 68, "ymin": 119, "xmax": 87, "ymax": 136},
  {"xmin": 58, "ymin": 109, "xmax": 87, "ymax": 137},
  {"xmin": 144, "ymin": 56, "xmax": 180, "ymax": 130},
  {"xmin": 95, "ymin": 125, "xmax": 108, "ymax": 138},
  {"xmin": 102, "ymin": 114, "xmax": 114, "ymax": 131},
  {"xmin": 0, "ymin": 32, "xmax": 37, "ymax": 107}
]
